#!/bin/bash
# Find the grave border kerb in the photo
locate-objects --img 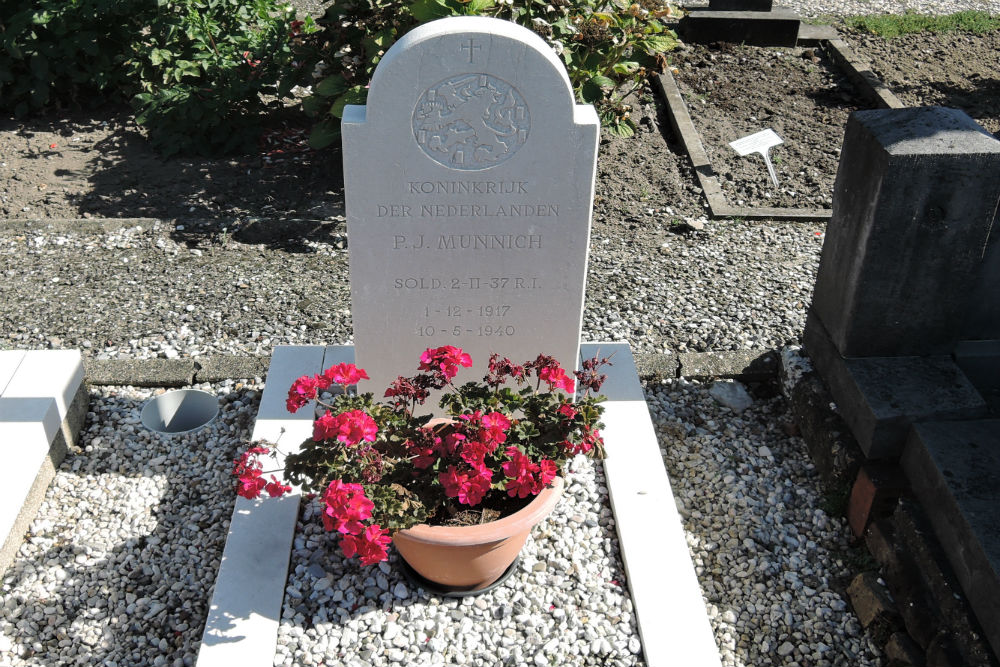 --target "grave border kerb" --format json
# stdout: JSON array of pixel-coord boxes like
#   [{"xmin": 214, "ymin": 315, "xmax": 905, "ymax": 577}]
[
  {"xmin": 654, "ymin": 29, "xmax": 905, "ymax": 222},
  {"xmin": 77, "ymin": 349, "xmax": 781, "ymax": 387}
]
